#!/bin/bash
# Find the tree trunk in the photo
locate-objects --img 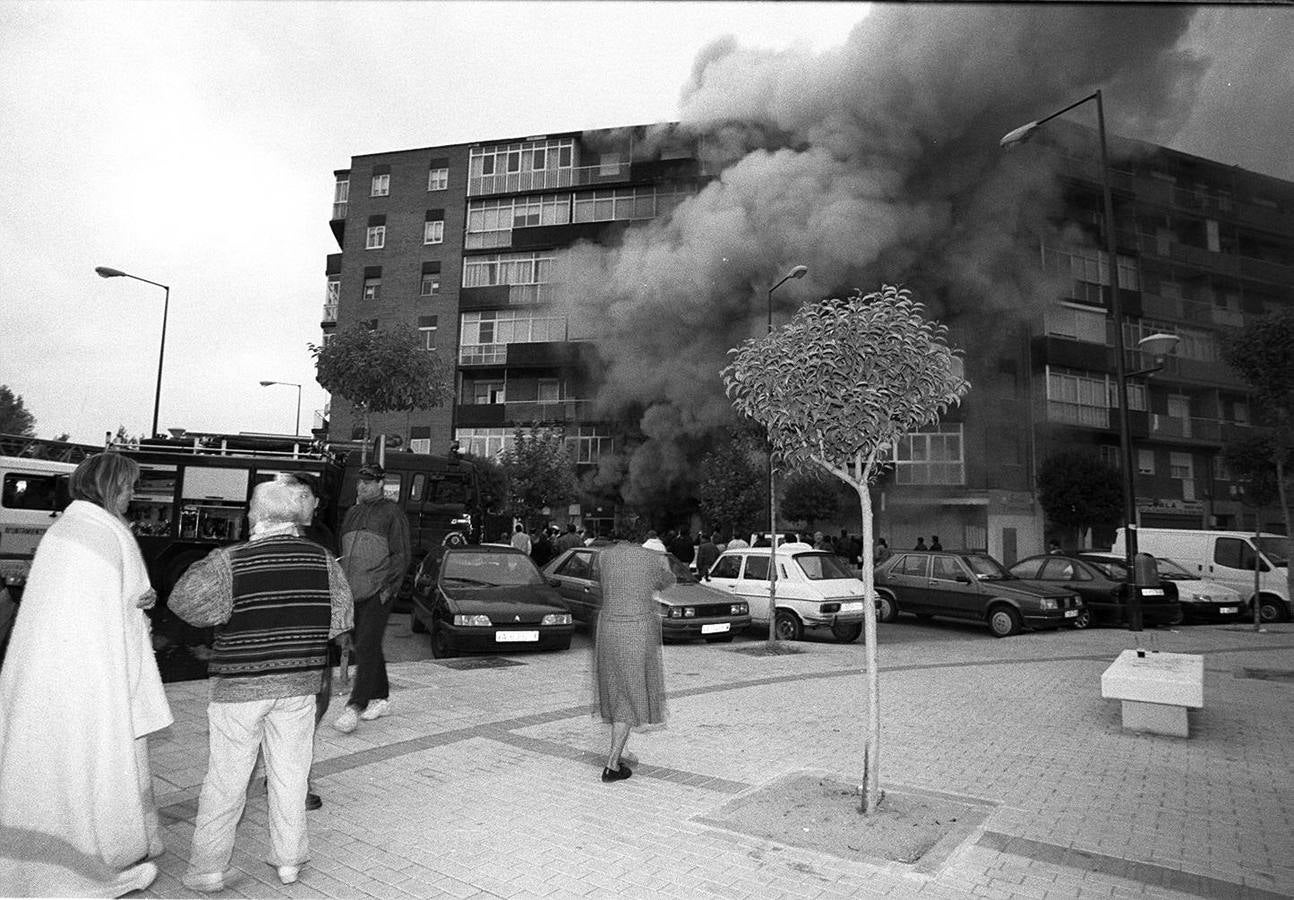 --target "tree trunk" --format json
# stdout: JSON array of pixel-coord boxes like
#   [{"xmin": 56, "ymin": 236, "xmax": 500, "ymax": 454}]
[
  {"xmin": 767, "ymin": 465, "xmax": 779, "ymax": 644},
  {"xmin": 856, "ymin": 467, "xmax": 880, "ymax": 813},
  {"xmin": 1279, "ymin": 456, "xmax": 1292, "ymax": 626}
]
